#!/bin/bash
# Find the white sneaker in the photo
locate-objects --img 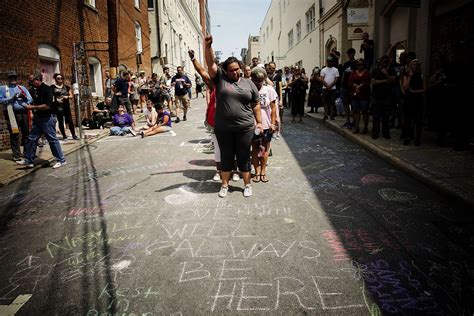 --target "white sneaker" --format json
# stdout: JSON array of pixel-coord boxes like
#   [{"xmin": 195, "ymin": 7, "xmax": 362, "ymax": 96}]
[
  {"xmin": 243, "ymin": 184, "xmax": 252, "ymax": 197},
  {"xmin": 232, "ymin": 173, "xmax": 240, "ymax": 181},
  {"xmin": 218, "ymin": 186, "xmax": 228, "ymax": 198},
  {"xmin": 16, "ymin": 159, "xmax": 34, "ymax": 168},
  {"xmin": 213, "ymin": 172, "xmax": 221, "ymax": 181},
  {"xmin": 129, "ymin": 129, "xmax": 136, "ymax": 137},
  {"xmin": 52, "ymin": 161, "xmax": 67, "ymax": 169}
]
